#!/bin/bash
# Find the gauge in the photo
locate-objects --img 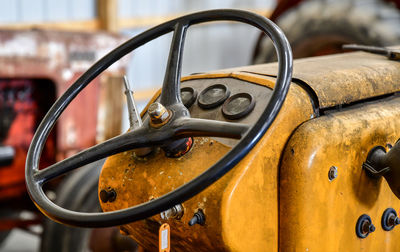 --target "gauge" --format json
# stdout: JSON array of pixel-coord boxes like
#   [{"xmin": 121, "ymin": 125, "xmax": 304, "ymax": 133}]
[
  {"xmin": 198, "ymin": 84, "xmax": 230, "ymax": 109},
  {"xmin": 222, "ymin": 93, "xmax": 255, "ymax": 120},
  {"xmin": 180, "ymin": 87, "xmax": 197, "ymax": 108}
]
